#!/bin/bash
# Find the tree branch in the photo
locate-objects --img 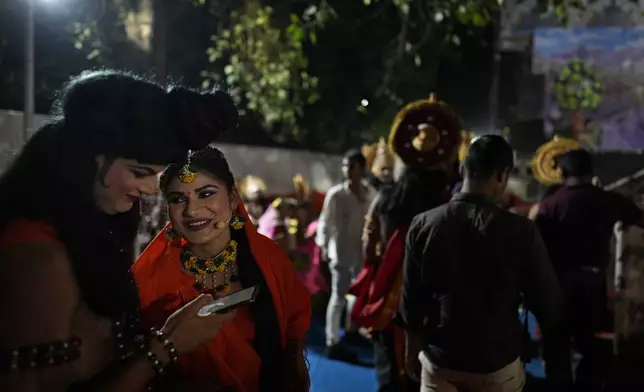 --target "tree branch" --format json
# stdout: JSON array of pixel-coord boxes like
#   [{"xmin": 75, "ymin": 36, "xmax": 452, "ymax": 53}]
[{"xmin": 378, "ymin": 6, "xmax": 409, "ymax": 96}]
